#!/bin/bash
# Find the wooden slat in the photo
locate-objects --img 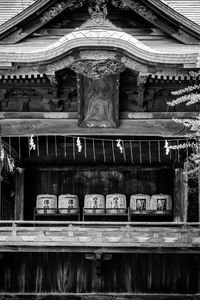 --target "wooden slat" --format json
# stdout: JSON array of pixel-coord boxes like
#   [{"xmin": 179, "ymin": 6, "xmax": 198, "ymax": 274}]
[
  {"xmin": 161, "ymin": 0, "xmax": 200, "ymax": 26},
  {"xmin": 0, "ymin": 293, "xmax": 199, "ymax": 299},
  {"xmin": 0, "ymin": 119, "xmax": 189, "ymax": 137},
  {"xmin": 0, "ymin": 0, "xmax": 36, "ymax": 26},
  {"xmin": 0, "ymin": 112, "xmax": 199, "ymax": 120}
]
